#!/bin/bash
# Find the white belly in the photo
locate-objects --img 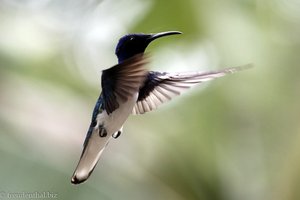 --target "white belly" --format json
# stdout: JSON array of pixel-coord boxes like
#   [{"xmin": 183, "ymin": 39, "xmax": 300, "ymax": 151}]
[
  {"xmin": 96, "ymin": 93, "xmax": 138, "ymax": 136},
  {"xmin": 72, "ymin": 93, "xmax": 138, "ymax": 183}
]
